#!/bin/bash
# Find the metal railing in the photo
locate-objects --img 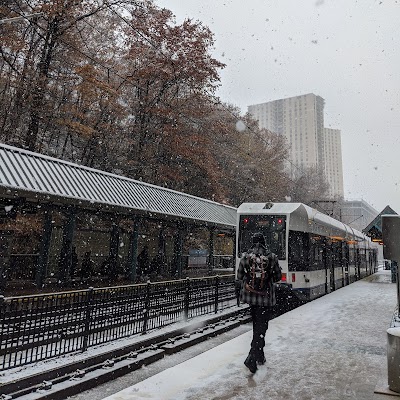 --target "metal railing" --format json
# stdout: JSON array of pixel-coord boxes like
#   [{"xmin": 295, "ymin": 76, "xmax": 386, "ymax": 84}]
[{"xmin": 0, "ymin": 274, "xmax": 236, "ymax": 370}]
